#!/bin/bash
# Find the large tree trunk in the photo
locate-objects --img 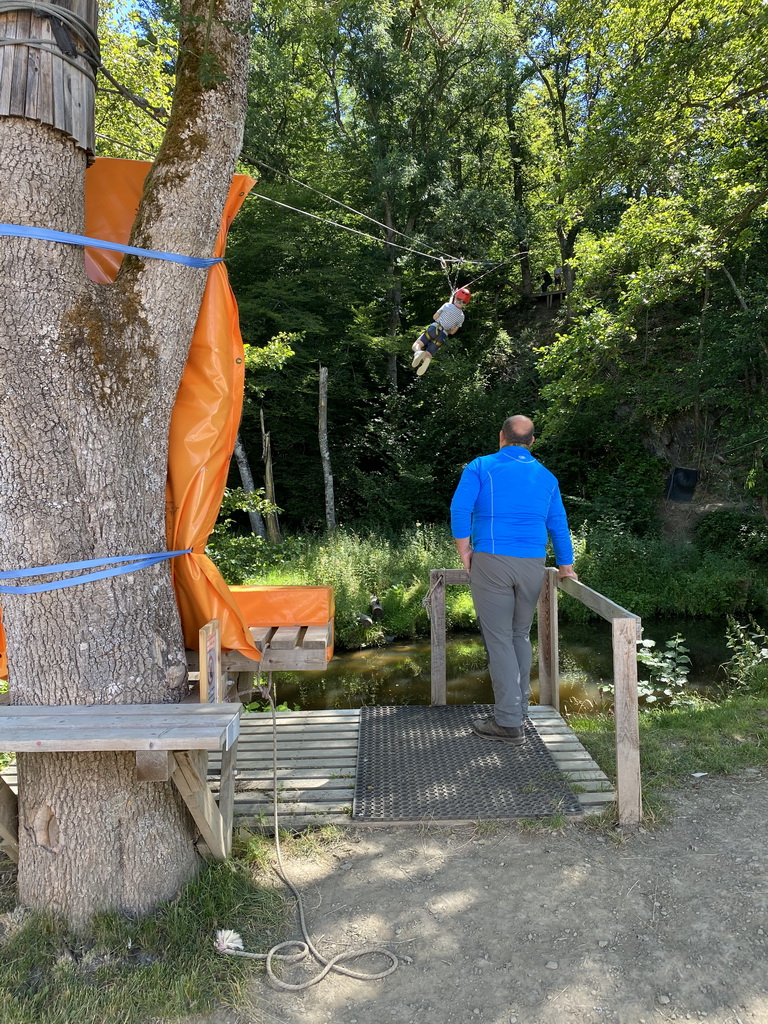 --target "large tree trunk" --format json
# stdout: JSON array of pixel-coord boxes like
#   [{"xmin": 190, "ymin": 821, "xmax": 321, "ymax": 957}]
[{"xmin": 0, "ymin": 0, "xmax": 250, "ymax": 926}]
